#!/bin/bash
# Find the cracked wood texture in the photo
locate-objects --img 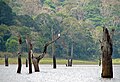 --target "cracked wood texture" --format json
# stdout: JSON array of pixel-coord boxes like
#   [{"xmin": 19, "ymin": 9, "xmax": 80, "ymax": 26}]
[{"xmin": 101, "ymin": 27, "xmax": 113, "ymax": 78}]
